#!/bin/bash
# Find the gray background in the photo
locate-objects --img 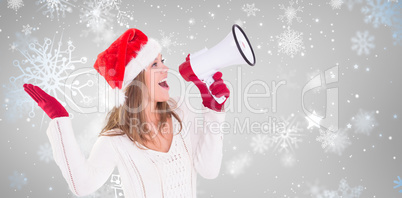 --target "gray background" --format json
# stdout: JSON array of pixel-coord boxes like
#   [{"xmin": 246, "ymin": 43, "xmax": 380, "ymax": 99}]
[{"xmin": 1, "ymin": 0, "xmax": 402, "ymax": 197}]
